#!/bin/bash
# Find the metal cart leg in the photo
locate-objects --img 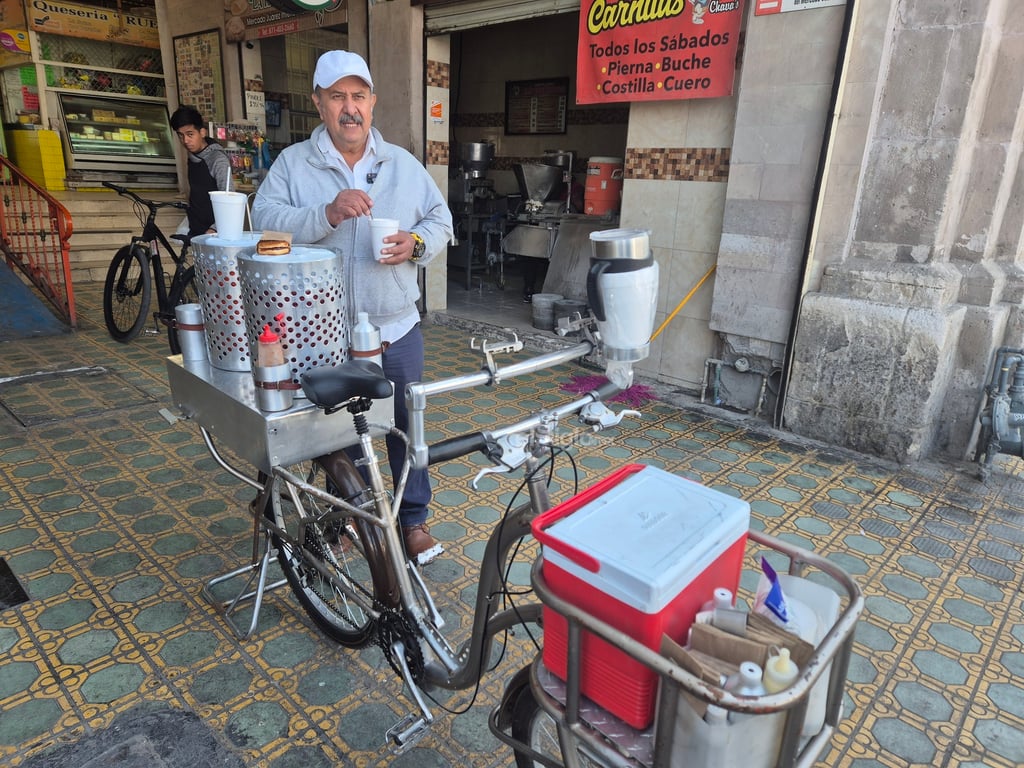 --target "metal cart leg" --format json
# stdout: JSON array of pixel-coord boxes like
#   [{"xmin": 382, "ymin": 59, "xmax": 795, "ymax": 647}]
[{"xmin": 201, "ymin": 497, "xmax": 287, "ymax": 639}]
